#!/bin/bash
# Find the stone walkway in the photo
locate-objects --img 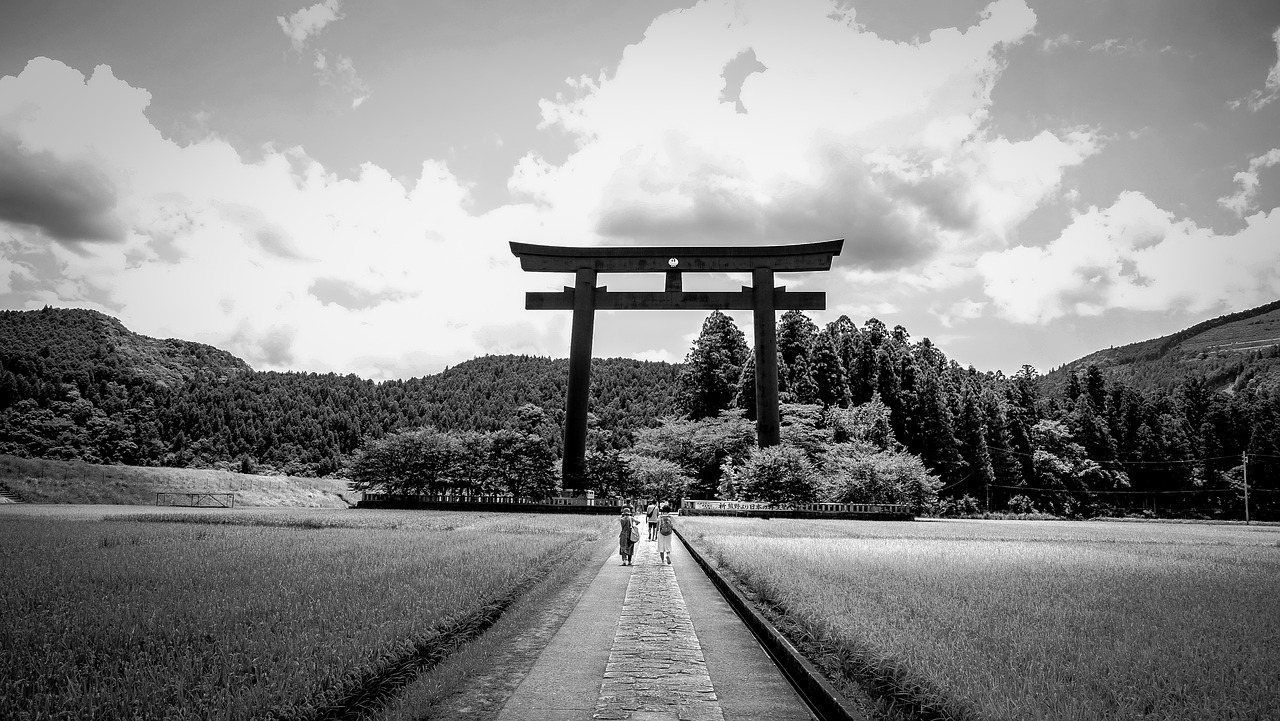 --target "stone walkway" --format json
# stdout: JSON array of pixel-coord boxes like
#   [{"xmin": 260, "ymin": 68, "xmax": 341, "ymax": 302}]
[
  {"xmin": 592, "ymin": 539, "xmax": 724, "ymax": 721},
  {"xmin": 494, "ymin": 521, "xmax": 814, "ymax": 721}
]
